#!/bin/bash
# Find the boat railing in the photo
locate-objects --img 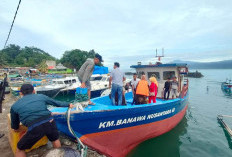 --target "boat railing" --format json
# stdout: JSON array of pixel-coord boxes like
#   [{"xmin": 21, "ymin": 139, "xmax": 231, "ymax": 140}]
[{"xmin": 180, "ymin": 78, "xmax": 189, "ymax": 98}]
